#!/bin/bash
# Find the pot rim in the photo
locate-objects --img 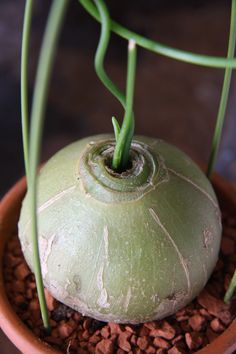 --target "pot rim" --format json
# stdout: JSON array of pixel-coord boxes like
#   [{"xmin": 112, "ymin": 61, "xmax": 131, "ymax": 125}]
[
  {"xmin": 0, "ymin": 174, "xmax": 236, "ymax": 354},
  {"xmin": 0, "ymin": 177, "xmax": 60, "ymax": 354}
]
